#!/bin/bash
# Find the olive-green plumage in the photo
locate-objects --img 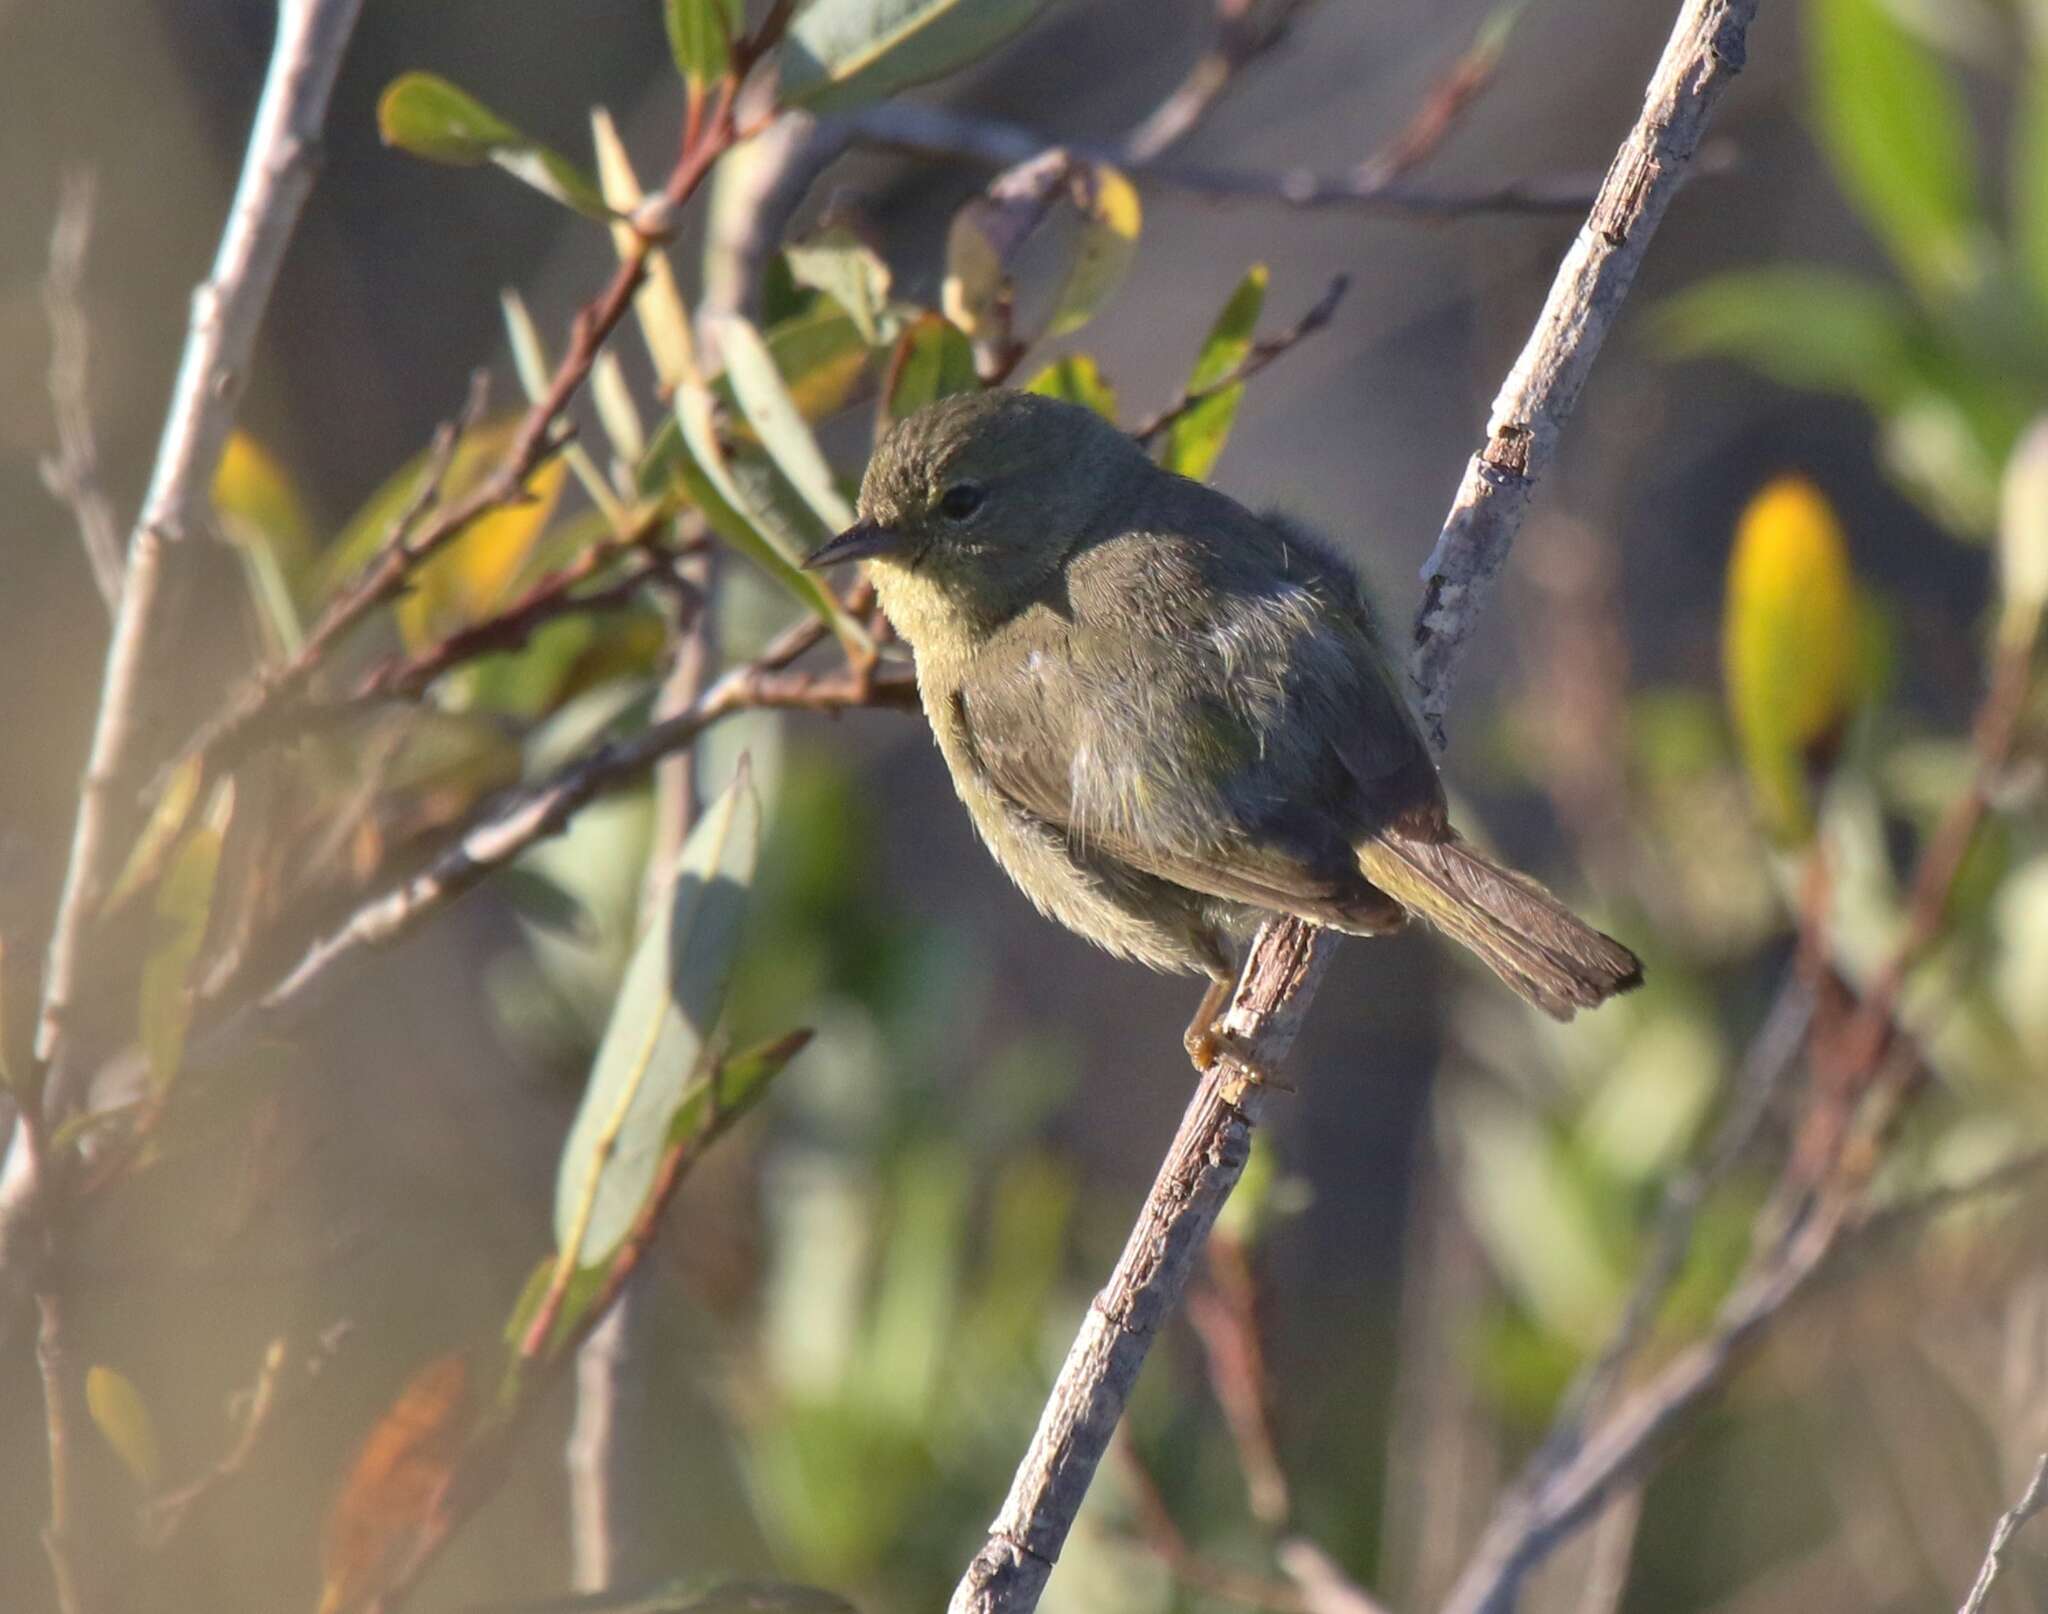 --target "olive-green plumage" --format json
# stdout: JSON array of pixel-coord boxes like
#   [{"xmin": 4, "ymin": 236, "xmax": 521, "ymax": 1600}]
[{"xmin": 808, "ymin": 390, "xmax": 1641, "ymax": 1024}]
